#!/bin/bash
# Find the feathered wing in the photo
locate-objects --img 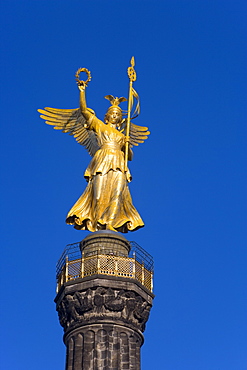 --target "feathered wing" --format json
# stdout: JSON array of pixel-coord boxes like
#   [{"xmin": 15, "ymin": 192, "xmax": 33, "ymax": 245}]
[
  {"xmin": 38, "ymin": 107, "xmax": 100, "ymax": 156},
  {"xmin": 120, "ymin": 120, "xmax": 150, "ymax": 147}
]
